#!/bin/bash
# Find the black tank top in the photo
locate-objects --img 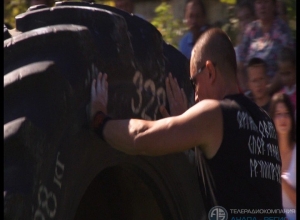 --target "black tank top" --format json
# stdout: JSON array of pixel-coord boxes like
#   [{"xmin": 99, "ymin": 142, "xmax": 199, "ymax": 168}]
[{"xmin": 196, "ymin": 94, "xmax": 285, "ymax": 218}]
